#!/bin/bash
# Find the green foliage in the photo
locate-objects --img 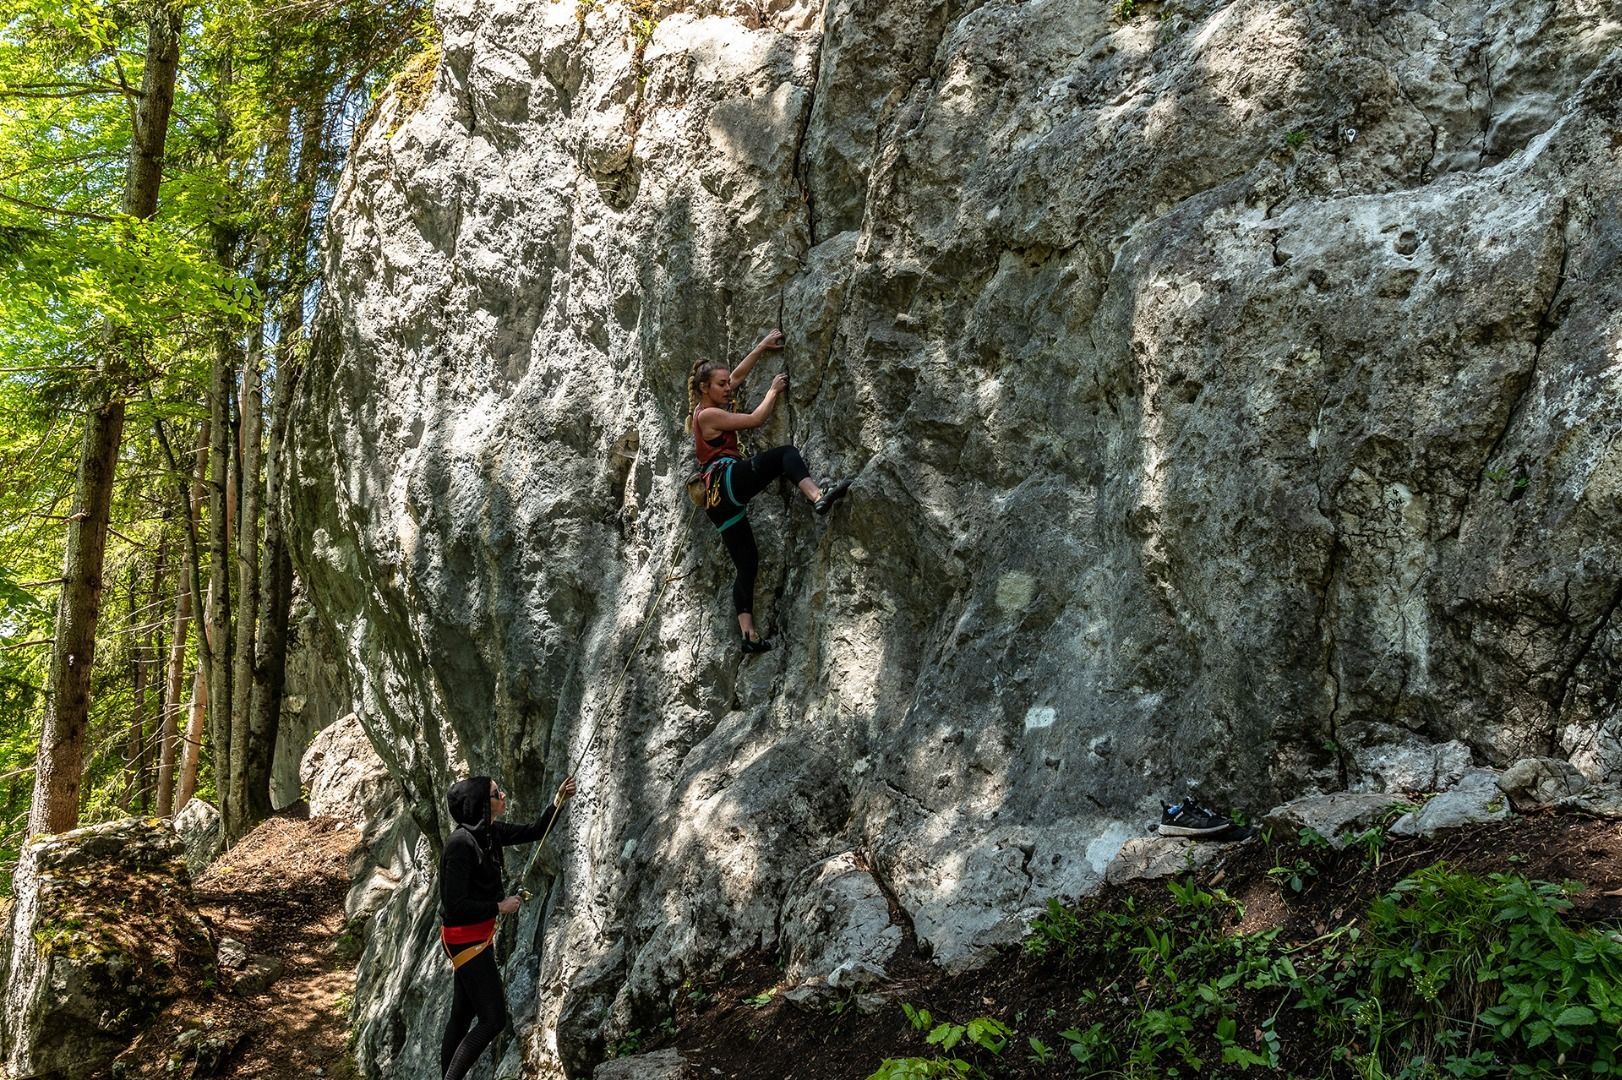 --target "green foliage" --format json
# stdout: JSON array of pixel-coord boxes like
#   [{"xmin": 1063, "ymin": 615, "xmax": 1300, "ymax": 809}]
[
  {"xmin": 0, "ymin": 0, "xmax": 433, "ymax": 885},
  {"xmin": 867, "ymin": 1057, "xmax": 969, "ymax": 1079},
  {"xmin": 1112, "ymin": 0, "xmax": 1138, "ymax": 19},
  {"xmin": 871, "ymin": 1006, "xmax": 1014, "ymax": 1079},
  {"xmin": 1350, "ymin": 866, "xmax": 1622, "ymax": 1077},
  {"xmin": 605, "ymin": 1028, "xmax": 643, "ymax": 1059},
  {"xmin": 1001, "ymin": 865, "xmax": 1622, "ymax": 1079}
]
